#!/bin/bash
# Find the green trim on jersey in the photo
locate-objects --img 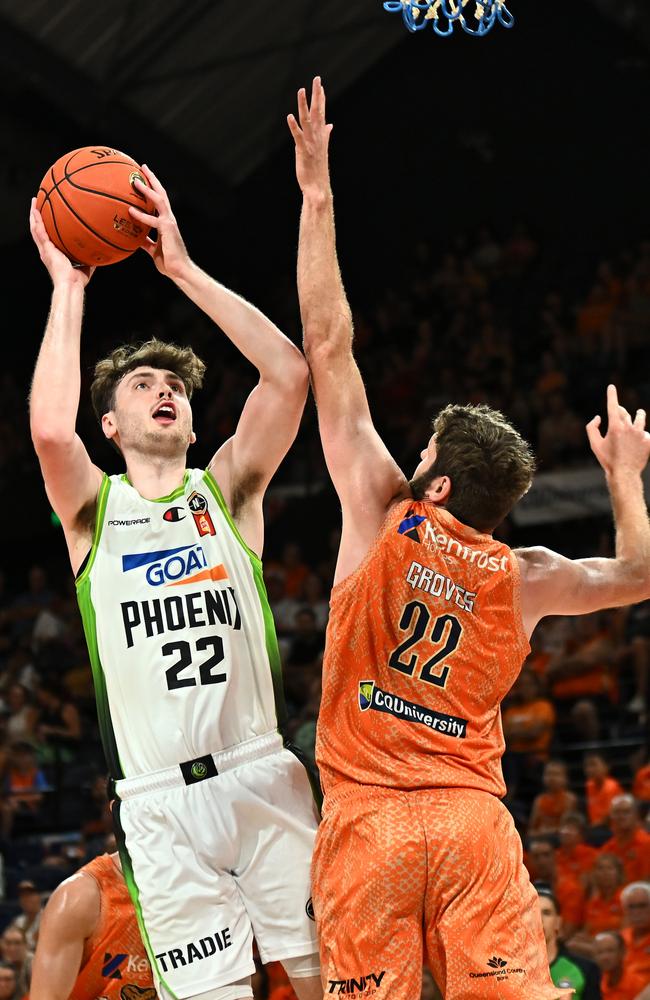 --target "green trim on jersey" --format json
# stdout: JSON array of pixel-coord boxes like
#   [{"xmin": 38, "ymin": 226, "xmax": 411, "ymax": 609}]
[
  {"xmin": 203, "ymin": 468, "xmax": 288, "ymax": 730},
  {"xmin": 120, "ymin": 470, "xmax": 190, "ymax": 502},
  {"xmin": 203, "ymin": 468, "xmax": 261, "ymax": 563},
  {"xmin": 76, "ymin": 474, "xmax": 111, "ymax": 587},
  {"xmin": 75, "ymin": 475, "xmax": 124, "ymax": 779},
  {"xmin": 113, "ymin": 801, "xmax": 178, "ymax": 1000}
]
